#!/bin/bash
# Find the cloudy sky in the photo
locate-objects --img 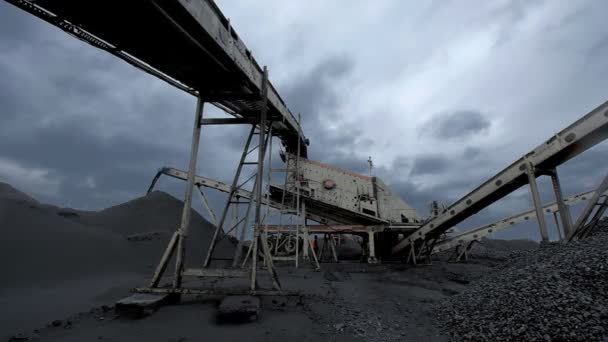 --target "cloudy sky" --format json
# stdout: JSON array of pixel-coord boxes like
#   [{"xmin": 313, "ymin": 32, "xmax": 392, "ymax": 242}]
[{"xmin": 1, "ymin": 0, "xmax": 608, "ymax": 240}]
